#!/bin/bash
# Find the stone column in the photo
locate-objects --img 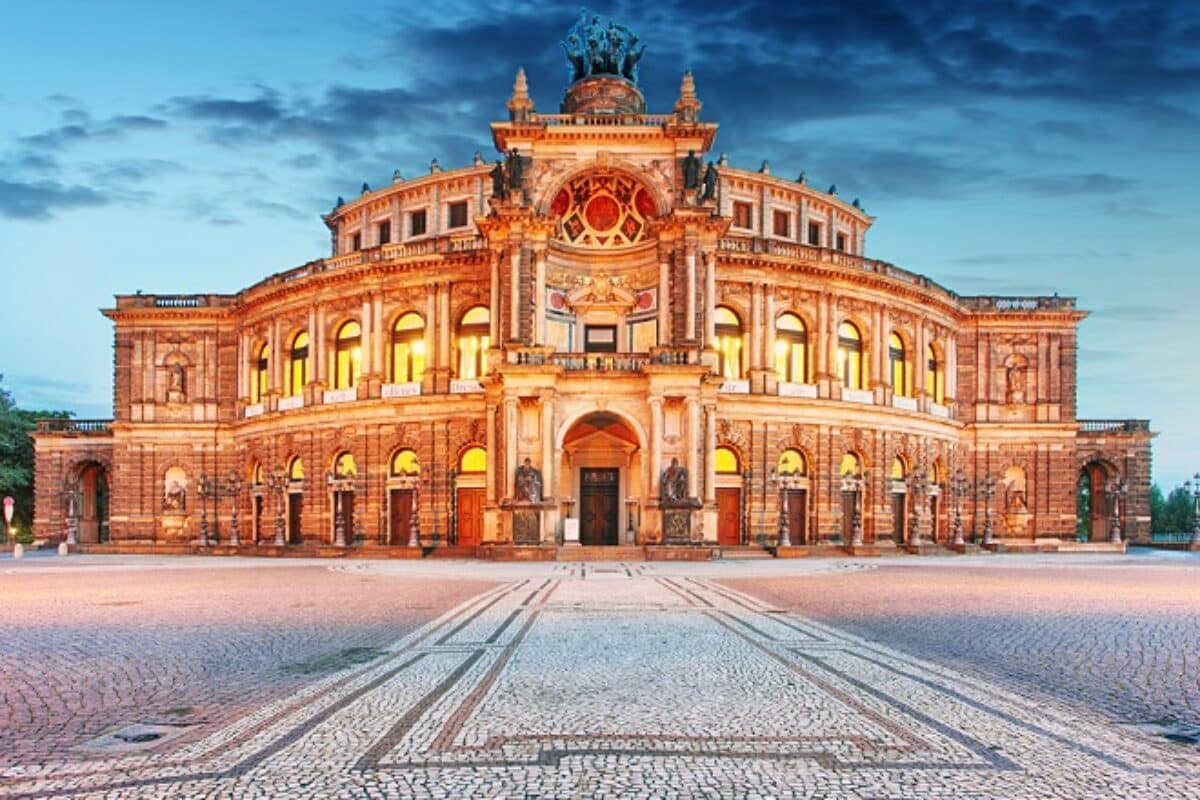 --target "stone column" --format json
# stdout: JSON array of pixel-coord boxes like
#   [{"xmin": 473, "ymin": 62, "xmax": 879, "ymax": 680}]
[
  {"xmin": 315, "ymin": 306, "xmax": 327, "ymax": 385},
  {"xmin": 814, "ymin": 294, "xmax": 828, "ymax": 379},
  {"xmin": 503, "ymin": 398, "xmax": 518, "ymax": 501},
  {"xmin": 509, "ymin": 246, "xmax": 521, "ymax": 341},
  {"xmin": 658, "ymin": 256, "xmax": 670, "ymax": 346},
  {"xmin": 685, "ymin": 244, "xmax": 697, "ymax": 342},
  {"xmin": 361, "ymin": 208, "xmax": 370, "ymax": 247},
  {"xmin": 649, "ymin": 397, "xmax": 663, "ymax": 497},
  {"xmin": 307, "ymin": 306, "xmax": 318, "ymax": 389},
  {"xmin": 749, "ymin": 283, "xmax": 762, "ymax": 371},
  {"xmin": 946, "ymin": 336, "xmax": 958, "ymax": 404},
  {"xmin": 763, "ymin": 288, "xmax": 776, "ymax": 373},
  {"xmin": 541, "ymin": 393, "xmax": 555, "ymax": 498},
  {"xmin": 703, "ymin": 250, "xmax": 716, "ymax": 349},
  {"xmin": 372, "ymin": 294, "xmax": 384, "ymax": 379},
  {"xmin": 826, "ymin": 297, "xmax": 838, "ymax": 383},
  {"xmin": 489, "ymin": 250, "xmax": 500, "ymax": 342},
  {"xmin": 424, "ymin": 285, "xmax": 437, "ymax": 372},
  {"xmin": 360, "ymin": 295, "xmax": 373, "ymax": 379},
  {"xmin": 390, "ymin": 196, "xmax": 401, "ymax": 244},
  {"xmin": 879, "ymin": 307, "xmax": 891, "ymax": 392},
  {"xmin": 236, "ymin": 331, "xmax": 246, "ymax": 401},
  {"xmin": 438, "ymin": 283, "xmax": 452, "ymax": 371},
  {"xmin": 686, "ymin": 398, "xmax": 699, "ymax": 499},
  {"xmin": 704, "ymin": 405, "xmax": 716, "ymax": 505},
  {"xmin": 534, "ymin": 247, "xmax": 547, "ymax": 346},
  {"xmin": 486, "ymin": 404, "xmax": 497, "ymax": 503},
  {"xmin": 915, "ymin": 318, "xmax": 928, "ymax": 407},
  {"xmin": 270, "ymin": 320, "xmax": 283, "ymax": 401}
]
